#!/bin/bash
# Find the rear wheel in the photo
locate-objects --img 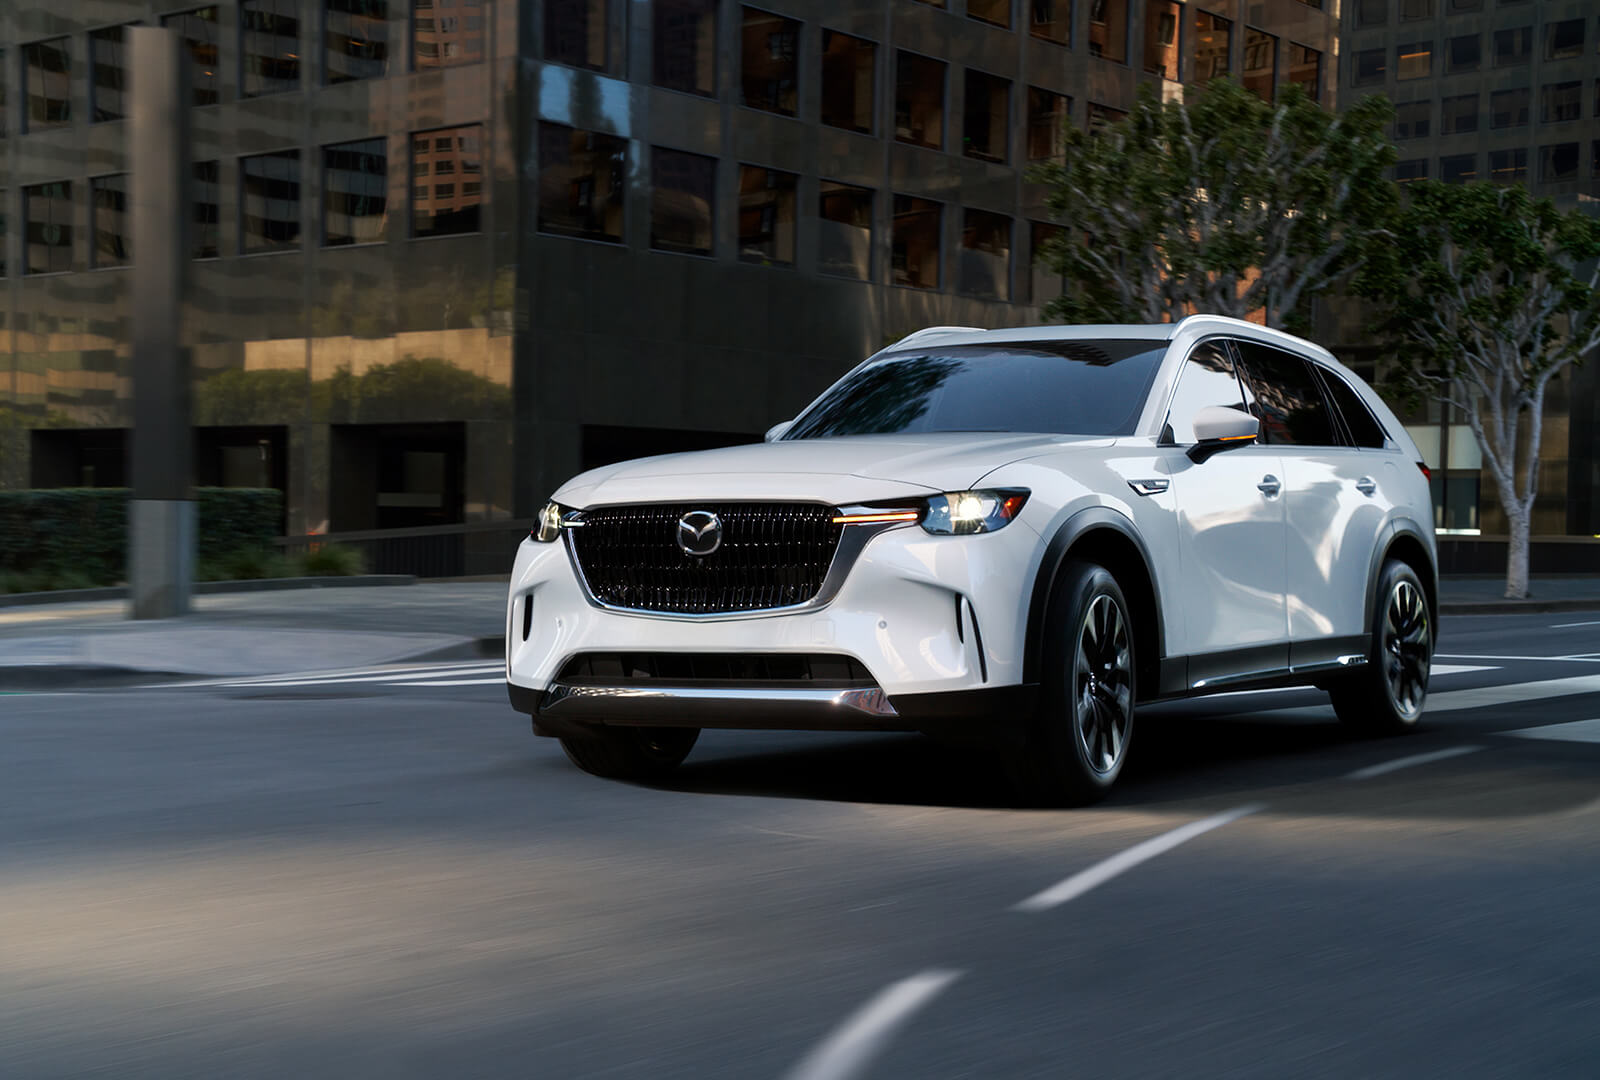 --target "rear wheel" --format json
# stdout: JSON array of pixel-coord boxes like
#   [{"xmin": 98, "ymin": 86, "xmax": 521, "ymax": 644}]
[
  {"xmin": 1007, "ymin": 561, "xmax": 1136, "ymax": 806},
  {"xmin": 1329, "ymin": 560, "xmax": 1431, "ymax": 735},
  {"xmin": 560, "ymin": 726, "xmax": 700, "ymax": 780}
]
